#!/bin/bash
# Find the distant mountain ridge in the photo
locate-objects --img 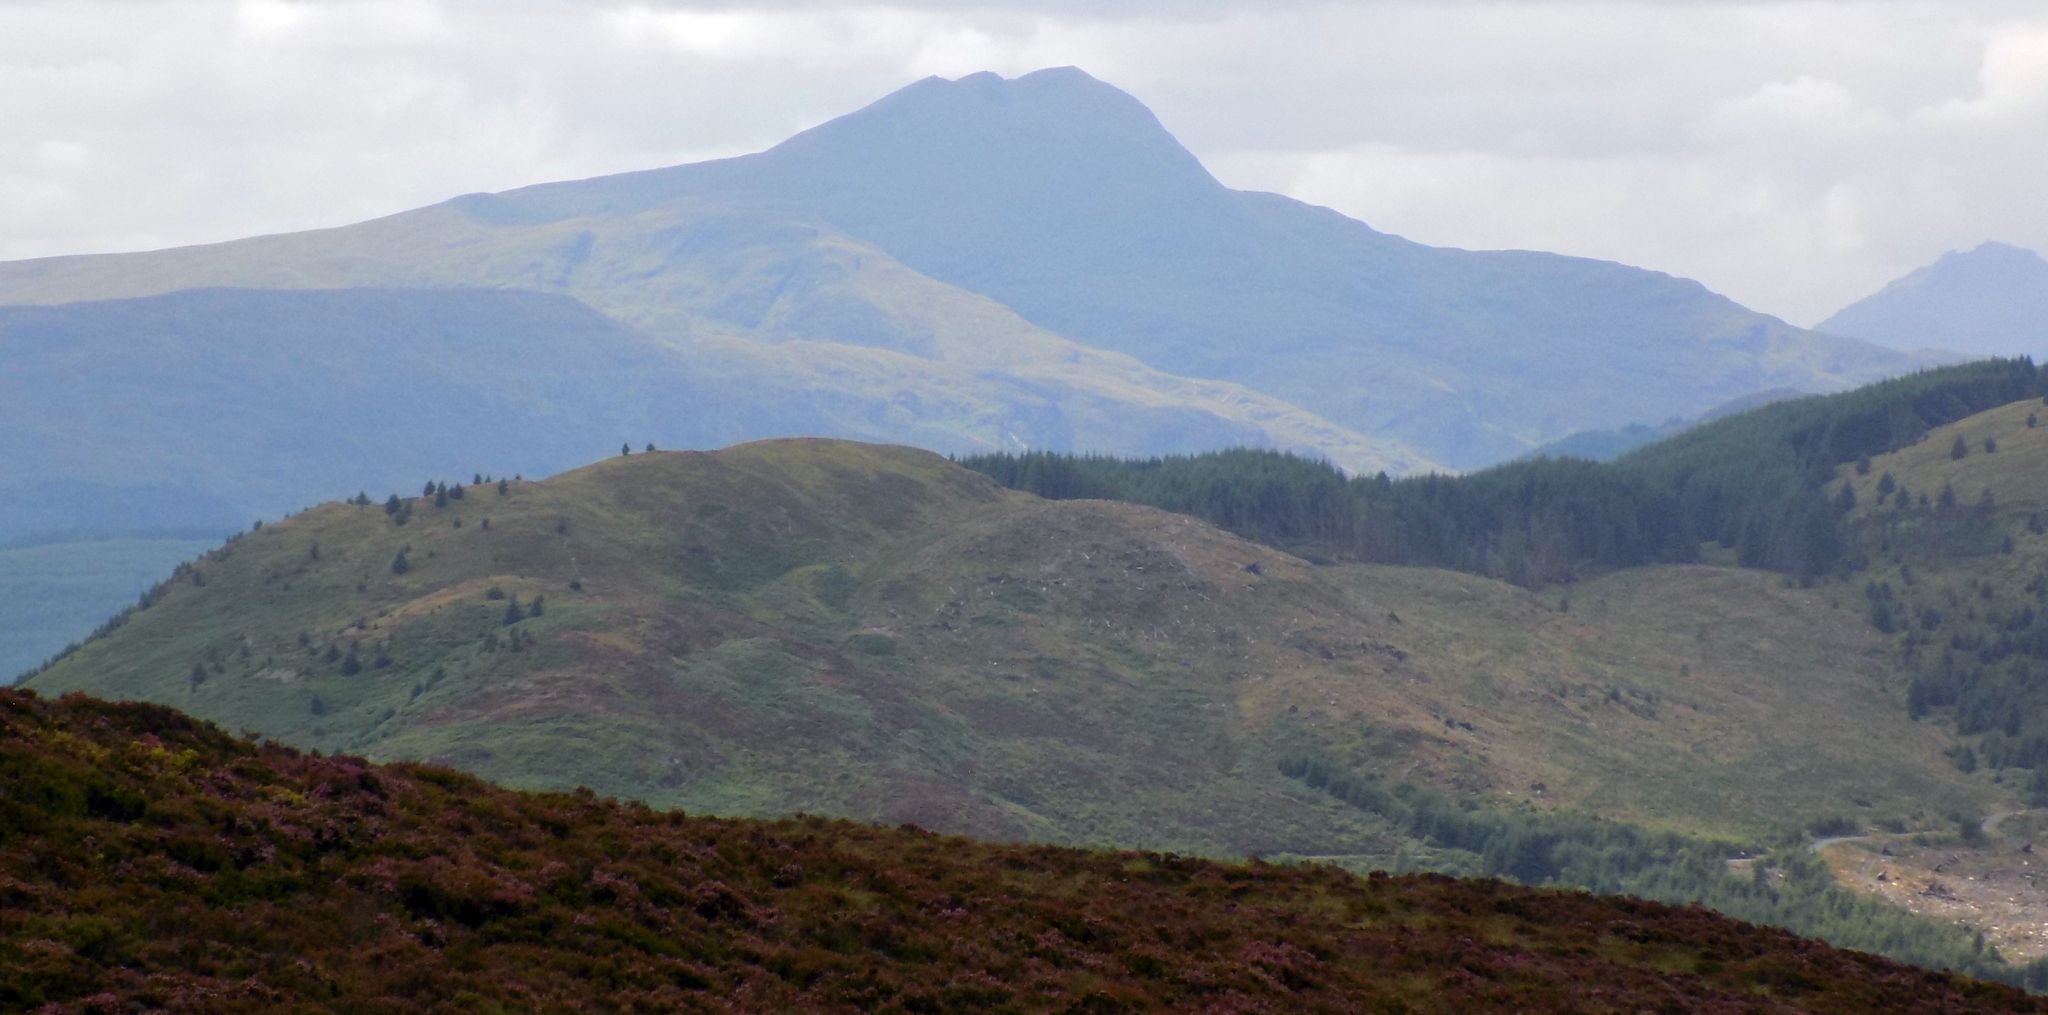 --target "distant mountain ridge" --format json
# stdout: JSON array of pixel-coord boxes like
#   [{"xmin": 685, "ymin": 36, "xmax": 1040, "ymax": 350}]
[
  {"xmin": 0, "ymin": 67, "xmax": 1922, "ymax": 469},
  {"xmin": 1820, "ymin": 242, "xmax": 2048, "ymax": 358},
  {"xmin": 0, "ymin": 285, "xmax": 1418, "ymax": 542},
  {"xmin": 1522, "ymin": 388, "xmax": 1807, "ymax": 463}
]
